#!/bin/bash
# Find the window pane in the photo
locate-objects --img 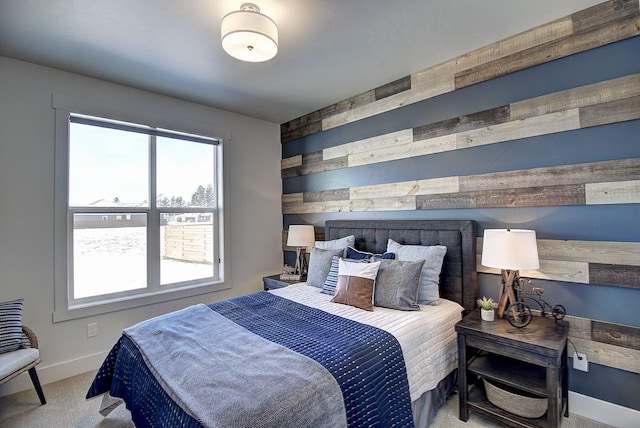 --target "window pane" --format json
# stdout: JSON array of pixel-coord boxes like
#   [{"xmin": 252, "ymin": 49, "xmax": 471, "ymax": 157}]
[
  {"xmin": 156, "ymin": 137, "xmax": 215, "ymax": 208},
  {"xmin": 161, "ymin": 213, "xmax": 214, "ymax": 285},
  {"xmin": 73, "ymin": 213, "xmax": 147, "ymax": 298},
  {"xmin": 69, "ymin": 123, "xmax": 149, "ymax": 207}
]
